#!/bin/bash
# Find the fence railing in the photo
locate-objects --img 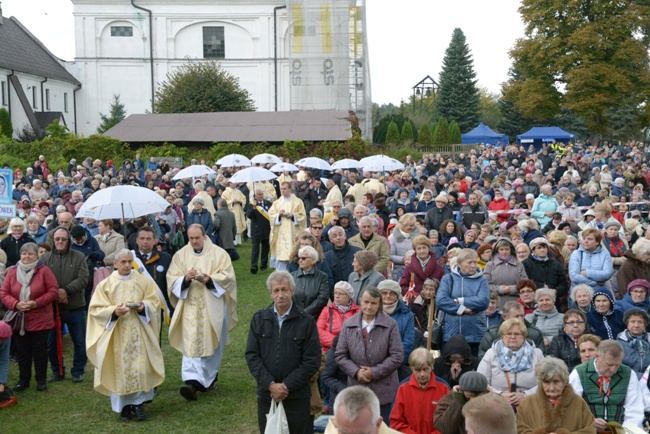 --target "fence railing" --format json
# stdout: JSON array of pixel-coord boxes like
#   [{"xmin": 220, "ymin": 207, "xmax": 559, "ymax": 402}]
[{"xmin": 415, "ymin": 144, "xmax": 479, "ymax": 159}]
